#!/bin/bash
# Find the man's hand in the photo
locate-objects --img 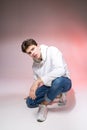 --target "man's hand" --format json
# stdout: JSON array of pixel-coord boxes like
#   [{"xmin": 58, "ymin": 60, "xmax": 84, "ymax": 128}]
[
  {"xmin": 29, "ymin": 83, "xmax": 38, "ymax": 99},
  {"xmin": 29, "ymin": 78, "xmax": 44, "ymax": 99}
]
